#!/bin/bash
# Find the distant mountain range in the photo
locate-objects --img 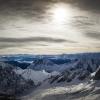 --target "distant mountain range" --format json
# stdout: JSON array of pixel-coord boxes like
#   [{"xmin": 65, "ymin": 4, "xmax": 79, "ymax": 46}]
[{"xmin": 0, "ymin": 53, "xmax": 100, "ymax": 71}]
